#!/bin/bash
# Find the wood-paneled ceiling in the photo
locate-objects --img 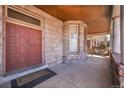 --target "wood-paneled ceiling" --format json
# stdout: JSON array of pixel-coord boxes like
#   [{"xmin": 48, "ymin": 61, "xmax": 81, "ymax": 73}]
[{"xmin": 35, "ymin": 5, "xmax": 112, "ymax": 34}]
